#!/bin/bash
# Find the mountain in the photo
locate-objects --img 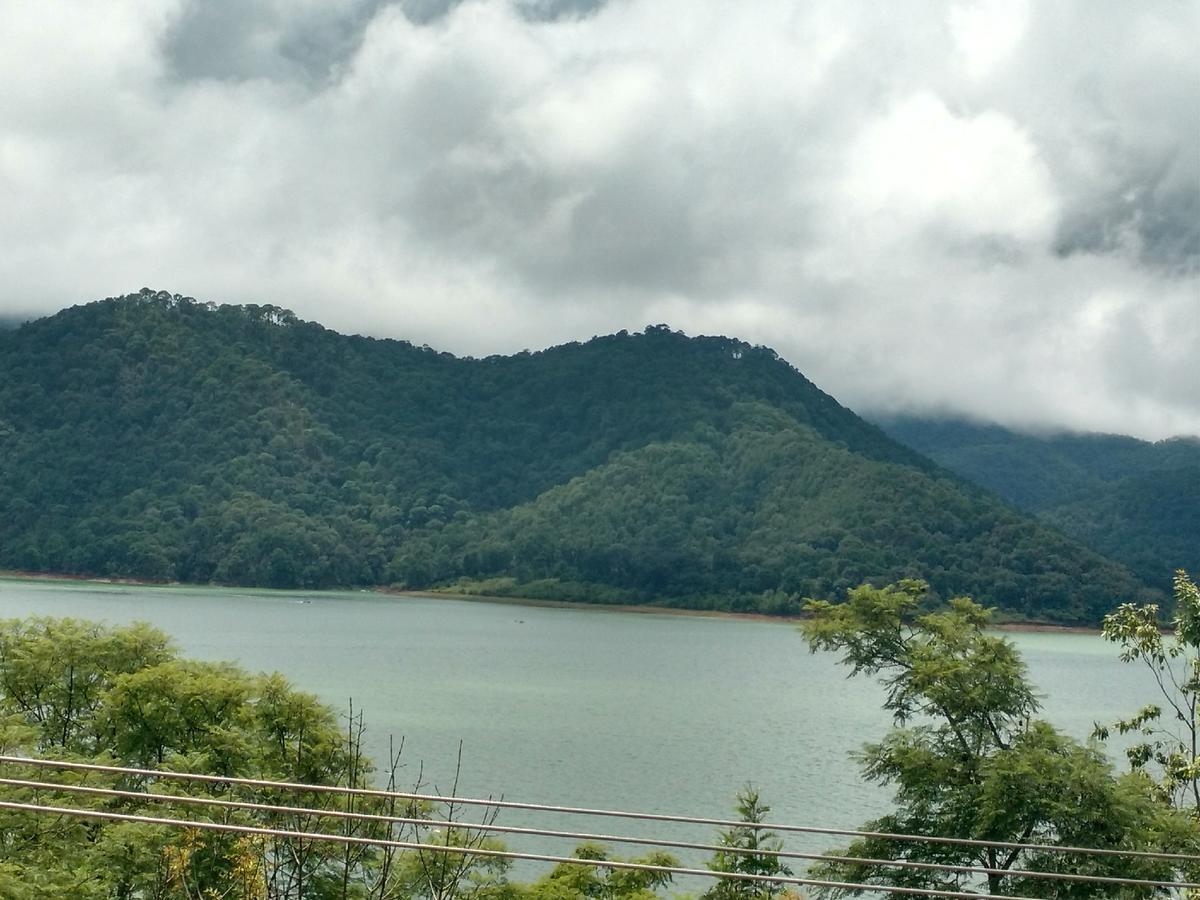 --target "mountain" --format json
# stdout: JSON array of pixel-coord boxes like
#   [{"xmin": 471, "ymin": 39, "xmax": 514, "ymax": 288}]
[
  {"xmin": 0, "ymin": 290, "xmax": 1160, "ymax": 623},
  {"xmin": 876, "ymin": 416, "xmax": 1200, "ymax": 591}
]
